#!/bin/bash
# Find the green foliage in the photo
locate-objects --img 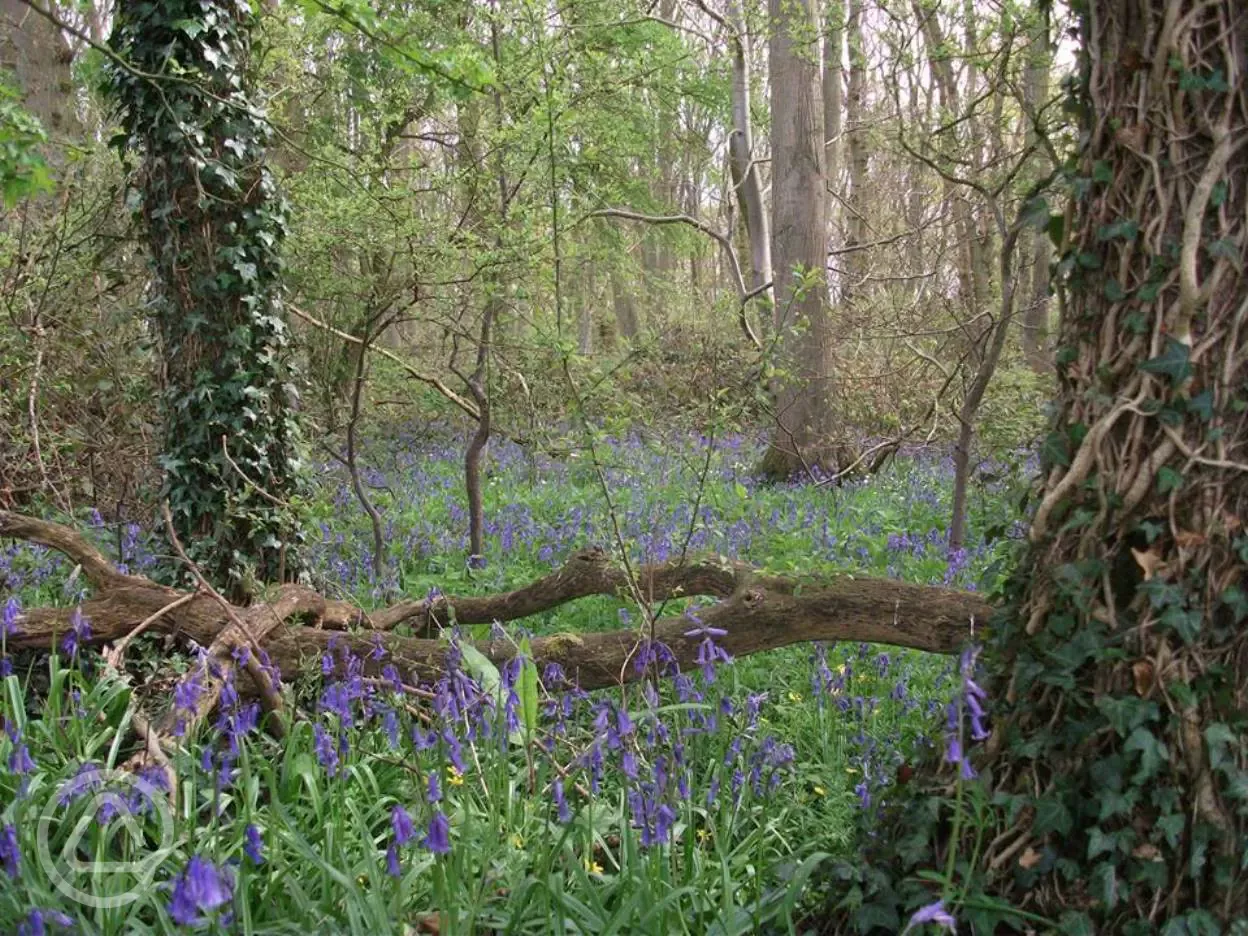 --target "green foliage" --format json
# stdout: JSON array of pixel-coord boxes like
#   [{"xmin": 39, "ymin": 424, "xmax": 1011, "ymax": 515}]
[
  {"xmin": 0, "ymin": 76, "xmax": 52, "ymax": 206},
  {"xmin": 977, "ymin": 365, "xmax": 1050, "ymax": 452},
  {"xmin": 106, "ymin": 0, "xmax": 306, "ymax": 592}
]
